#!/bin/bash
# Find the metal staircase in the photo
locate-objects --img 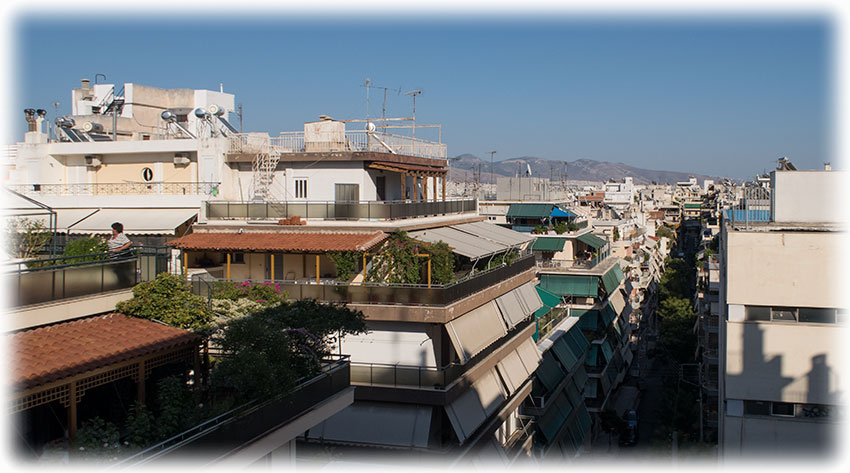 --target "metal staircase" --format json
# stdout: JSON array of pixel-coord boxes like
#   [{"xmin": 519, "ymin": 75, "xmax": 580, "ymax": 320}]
[
  {"xmin": 96, "ymin": 86, "xmax": 125, "ymax": 116},
  {"xmin": 250, "ymin": 141, "xmax": 280, "ymax": 201}
]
